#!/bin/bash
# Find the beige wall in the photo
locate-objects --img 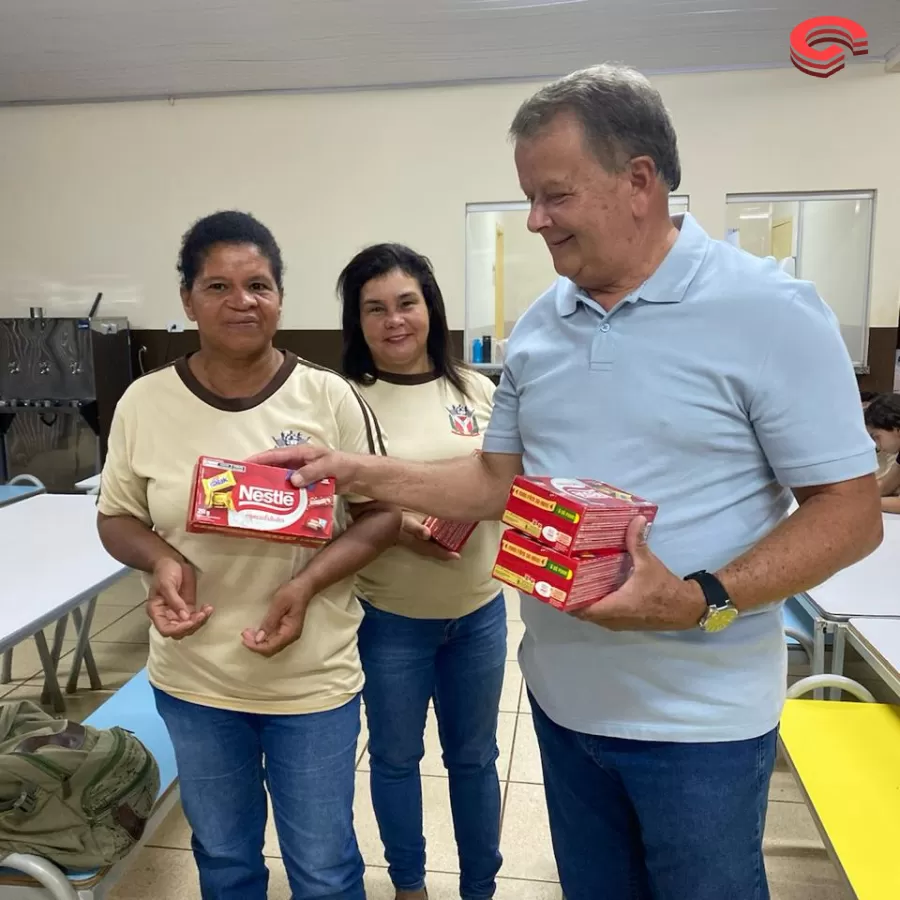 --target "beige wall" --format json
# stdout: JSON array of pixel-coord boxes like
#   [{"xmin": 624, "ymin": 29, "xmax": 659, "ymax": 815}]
[{"xmin": 0, "ymin": 64, "xmax": 898, "ymax": 330}]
